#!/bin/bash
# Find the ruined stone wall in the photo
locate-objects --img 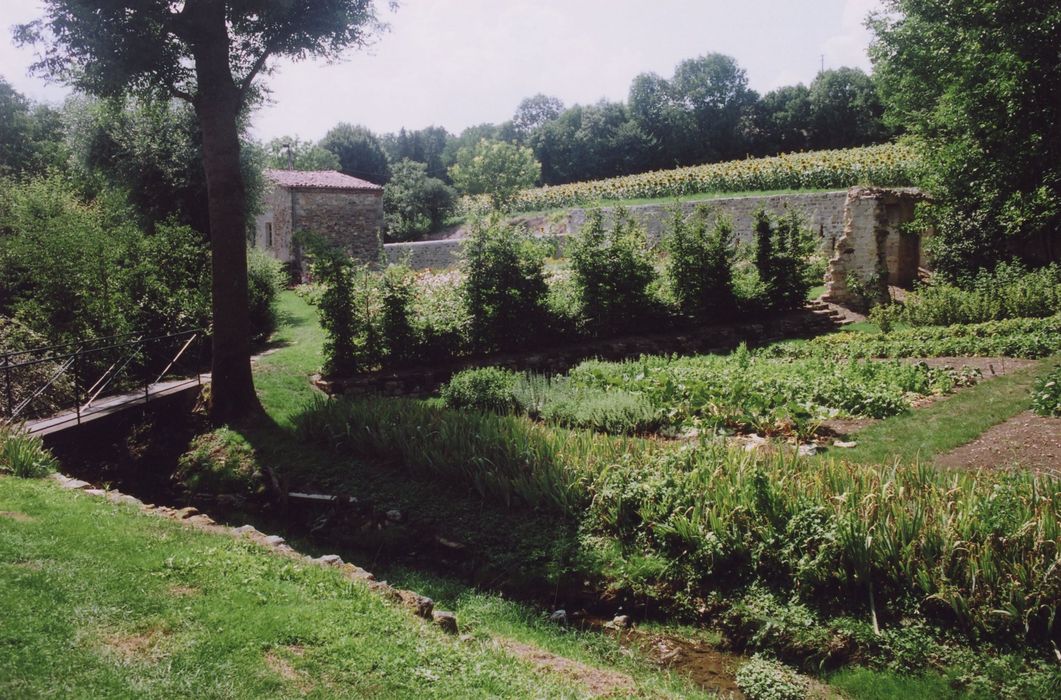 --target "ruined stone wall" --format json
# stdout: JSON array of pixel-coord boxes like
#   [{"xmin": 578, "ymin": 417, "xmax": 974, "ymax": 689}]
[
  {"xmin": 385, "ymin": 190, "xmax": 849, "ymax": 269},
  {"xmin": 292, "ymin": 189, "xmax": 383, "ymax": 264},
  {"xmin": 823, "ymin": 187, "xmax": 926, "ymax": 307},
  {"xmin": 258, "ymin": 184, "xmax": 294, "ymax": 262}
]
